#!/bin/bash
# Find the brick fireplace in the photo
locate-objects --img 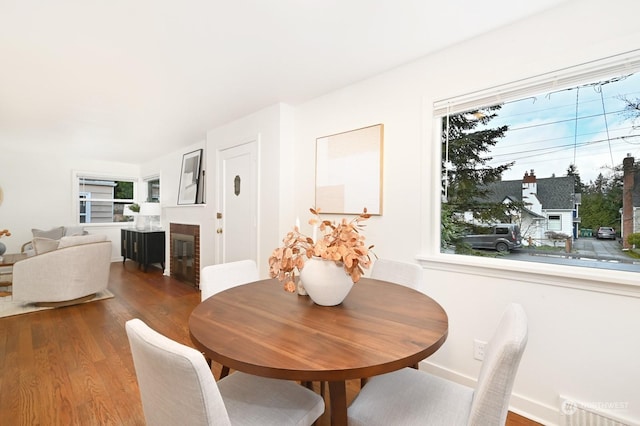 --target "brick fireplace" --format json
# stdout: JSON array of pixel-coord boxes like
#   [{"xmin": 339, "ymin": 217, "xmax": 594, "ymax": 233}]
[{"xmin": 169, "ymin": 223, "xmax": 200, "ymax": 288}]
